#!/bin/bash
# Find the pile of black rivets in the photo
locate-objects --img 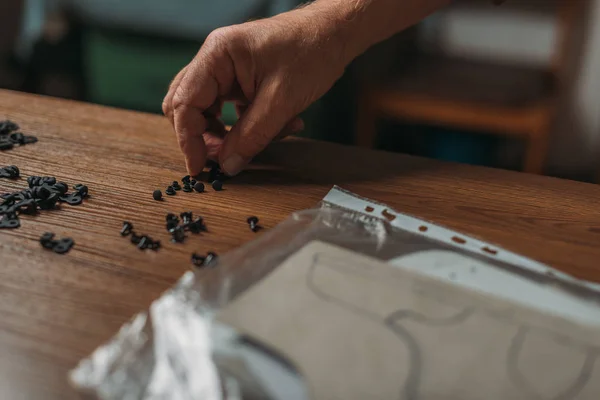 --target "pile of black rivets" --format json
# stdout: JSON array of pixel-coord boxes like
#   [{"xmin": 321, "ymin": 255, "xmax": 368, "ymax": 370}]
[
  {"xmin": 166, "ymin": 211, "xmax": 206, "ymax": 243},
  {"xmin": 0, "ymin": 165, "xmax": 19, "ymax": 179},
  {"xmin": 0, "ymin": 120, "xmax": 38, "ymax": 151},
  {"xmin": 40, "ymin": 232, "xmax": 75, "ymax": 254},
  {"xmin": 120, "ymin": 221, "xmax": 161, "ymax": 251},
  {"xmin": 191, "ymin": 251, "xmax": 218, "ymax": 268},
  {"xmin": 154, "ymin": 162, "xmax": 226, "ymax": 199},
  {"xmin": 1, "ymin": 172, "xmax": 88, "ymax": 229}
]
